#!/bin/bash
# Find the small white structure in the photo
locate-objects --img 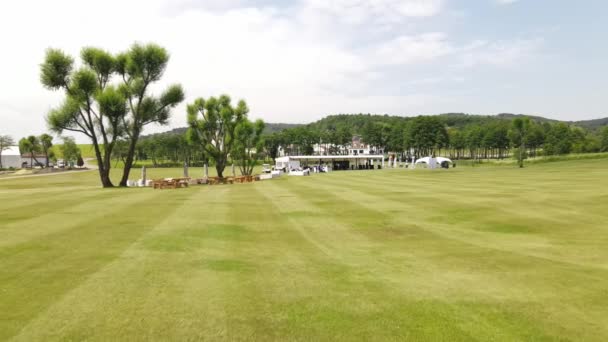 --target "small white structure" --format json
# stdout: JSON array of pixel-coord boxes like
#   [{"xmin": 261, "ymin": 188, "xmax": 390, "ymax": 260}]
[
  {"xmin": 415, "ymin": 157, "xmax": 453, "ymax": 168},
  {"xmin": 288, "ymin": 169, "xmax": 311, "ymax": 176},
  {"xmin": 260, "ymin": 168, "xmax": 282, "ymax": 180},
  {"xmin": 1, "ymin": 146, "xmax": 21, "ymax": 168},
  {"xmin": 275, "ymin": 157, "xmax": 301, "ymax": 171}
]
